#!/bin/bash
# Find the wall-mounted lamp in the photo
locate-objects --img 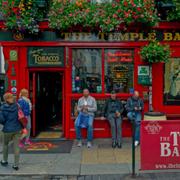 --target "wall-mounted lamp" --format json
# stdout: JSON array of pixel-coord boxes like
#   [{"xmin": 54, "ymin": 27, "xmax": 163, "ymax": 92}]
[{"xmin": 156, "ymin": 0, "xmax": 176, "ymax": 20}]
